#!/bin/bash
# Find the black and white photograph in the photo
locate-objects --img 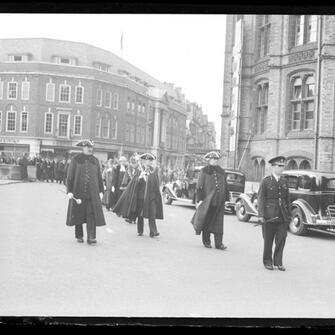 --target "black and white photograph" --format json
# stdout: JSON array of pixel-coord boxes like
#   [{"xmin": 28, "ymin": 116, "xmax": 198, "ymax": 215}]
[{"xmin": 0, "ymin": 6, "xmax": 335, "ymax": 328}]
